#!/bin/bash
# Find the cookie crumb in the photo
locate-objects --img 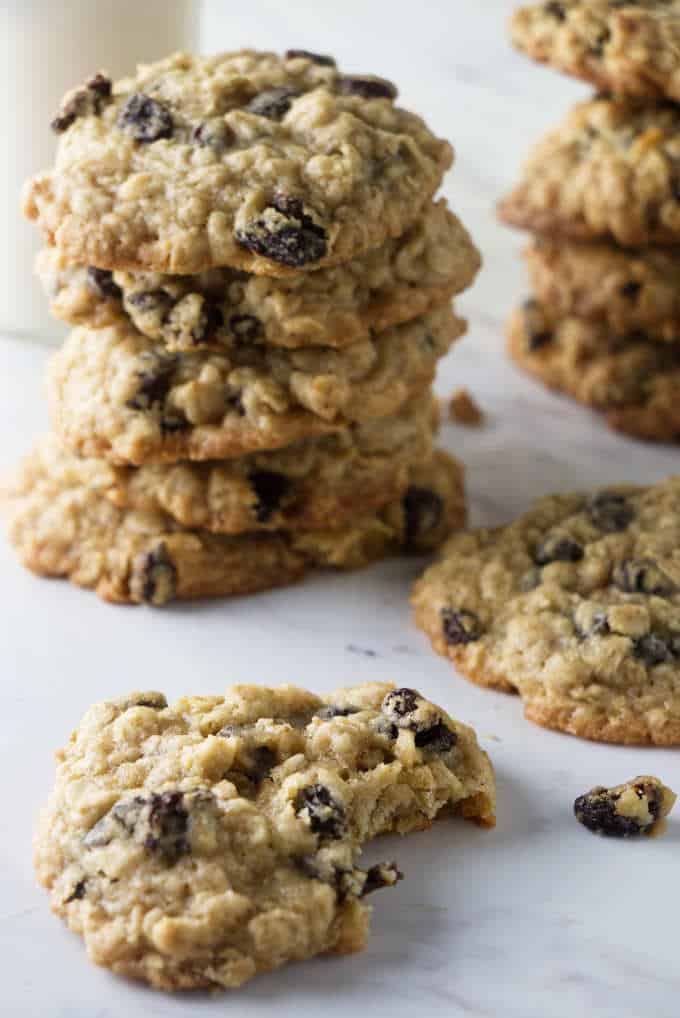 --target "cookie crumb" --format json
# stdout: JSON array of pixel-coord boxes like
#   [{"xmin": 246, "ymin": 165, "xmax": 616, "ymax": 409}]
[
  {"xmin": 574, "ymin": 776, "xmax": 676, "ymax": 838},
  {"xmin": 448, "ymin": 388, "xmax": 484, "ymax": 427}
]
